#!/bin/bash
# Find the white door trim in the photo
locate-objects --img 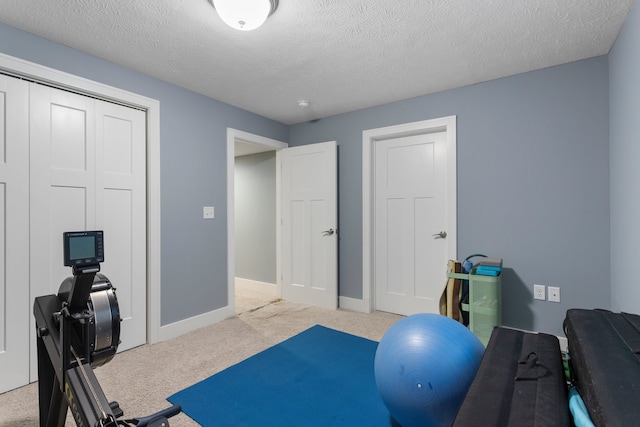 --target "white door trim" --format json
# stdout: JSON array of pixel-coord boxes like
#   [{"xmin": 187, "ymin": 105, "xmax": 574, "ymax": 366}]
[
  {"xmin": 0, "ymin": 52, "xmax": 163, "ymax": 344},
  {"xmin": 362, "ymin": 116, "xmax": 457, "ymax": 313},
  {"xmin": 227, "ymin": 128, "xmax": 288, "ymax": 313}
]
